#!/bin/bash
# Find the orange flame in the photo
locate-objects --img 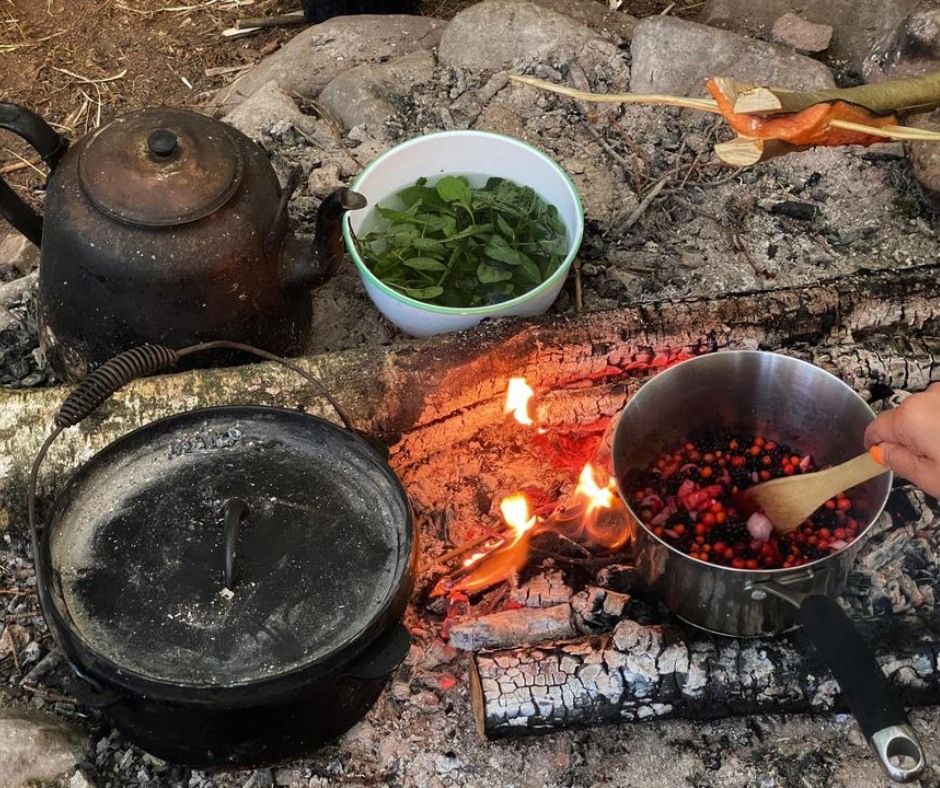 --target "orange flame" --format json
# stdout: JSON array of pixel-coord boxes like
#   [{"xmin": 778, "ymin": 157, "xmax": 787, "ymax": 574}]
[
  {"xmin": 505, "ymin": 377, "xmax": 534, "ymax": 426},
  {"xmin": 445, "ymin": 494, "xmax": 536, "ymax": 596},
  {"xmin": 575, "ymin": 462, "xmax": 616, "ymax": 515}
]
